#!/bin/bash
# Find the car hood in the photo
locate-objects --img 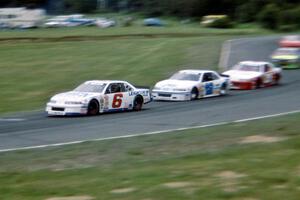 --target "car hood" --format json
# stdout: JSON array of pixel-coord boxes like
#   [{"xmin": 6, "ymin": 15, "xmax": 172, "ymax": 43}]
[
  {"xmin": 223, "ymin": 70, "xmax": 262, "ymax": 80},
  {"xmin": 51, "ymin": 91, "xmax": 99, "ymax": 102},
  {"xmin": 155, "ymin": 79, "xmax": 197, "ymax": 90}
]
